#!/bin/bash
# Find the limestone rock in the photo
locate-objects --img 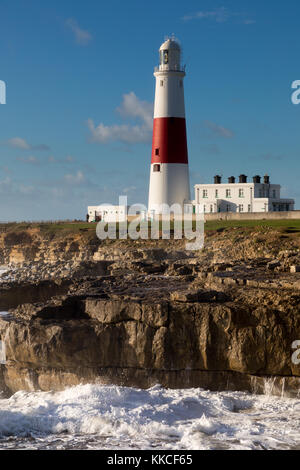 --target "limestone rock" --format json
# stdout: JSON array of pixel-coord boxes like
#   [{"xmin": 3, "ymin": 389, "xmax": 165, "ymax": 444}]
[{"xmin": 290, "ymin": 265, "xmax": 300, "ymax": 273}]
